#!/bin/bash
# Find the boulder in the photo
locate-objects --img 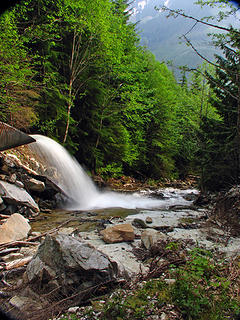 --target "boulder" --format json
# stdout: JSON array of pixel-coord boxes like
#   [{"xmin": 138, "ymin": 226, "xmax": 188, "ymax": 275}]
[
  {"xmin": 0, "ymin": 213, "xmax": 31, "ymax": 244},
  {"xmin": 141, "ymin": 229, "xmax": 167, "ymax": 249},
  {"xmin": 26, "ymin": 234, "xmax": 118, "ymax": 295},
  {"xmin": 100, "ymin": 223, "xmax": 135, "ymax": 243},
  {"xmin": 78, "ymin": 230, "xmax": 148, "ymax": 278},
  {"xmin": 25, "ymin": 178, "xmax": 45, "ymax": 192},
  {"xmin": 0, "ymin": 180, "xmax": 39, "ymax": 212}
]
